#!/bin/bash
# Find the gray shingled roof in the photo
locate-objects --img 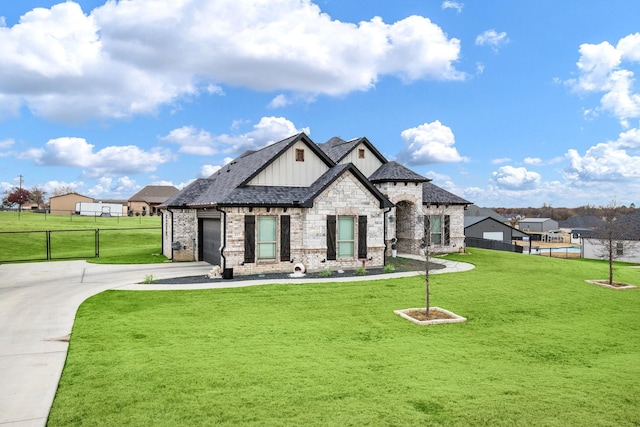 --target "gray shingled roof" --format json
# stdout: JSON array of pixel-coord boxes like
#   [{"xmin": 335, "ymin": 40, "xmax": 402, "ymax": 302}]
[
  {"xmin": 423, "ymin": 182, "xmax": 471, "ymax": 206},
  {"xmin": 318, "ymin": 136, "xmax": 387, "ymax": 164},
  {"xmin": 162, "ymin": 133, "xmax": 392, "ymax": 209},
  {"xmin": 218, "ymin": 163, "xmax": 392, "ymax": 208},
  {"xmin": 582, "ymin": 211, "xmax": 640, "ymax": 240},
  {"xmin": 368, "ymin": 161, "xmax": 429, "ymax": 183},
  {"xmin": 128, "ymin": 185, "xmax": 179, "ymax": 203},
  {"xmin": 465, "ymin": 204, "xmax": 507, "ymax": 222}
]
